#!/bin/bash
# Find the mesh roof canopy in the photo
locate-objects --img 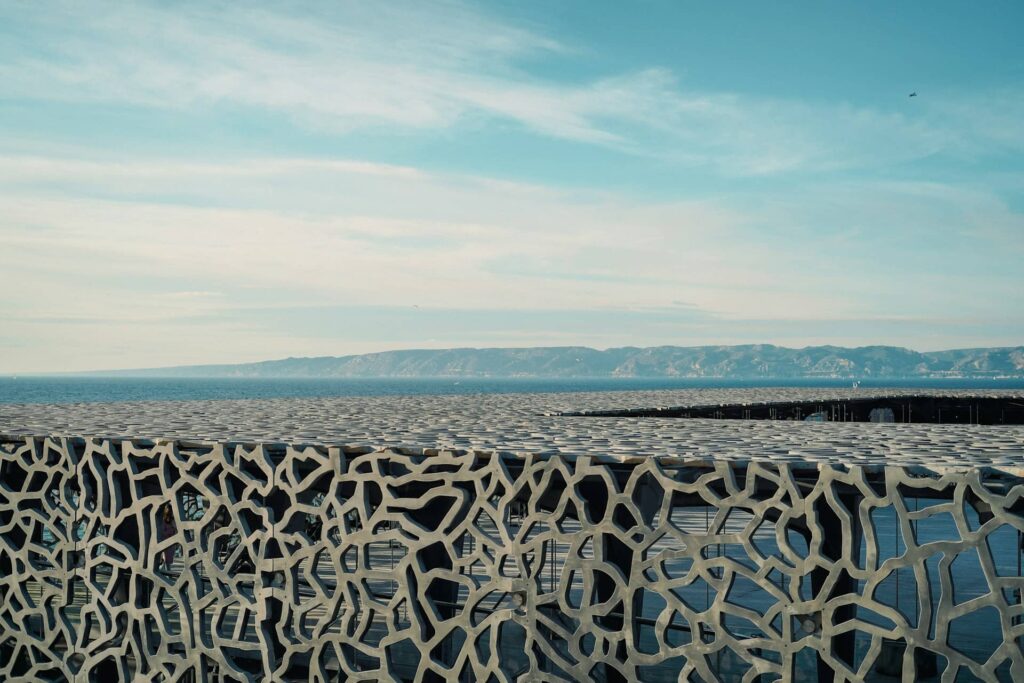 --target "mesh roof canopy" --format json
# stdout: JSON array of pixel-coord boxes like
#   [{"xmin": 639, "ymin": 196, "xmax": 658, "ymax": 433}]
[{"xmin": 3, "ymin": 388, "xmax": 1023, "ymax": 471}]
